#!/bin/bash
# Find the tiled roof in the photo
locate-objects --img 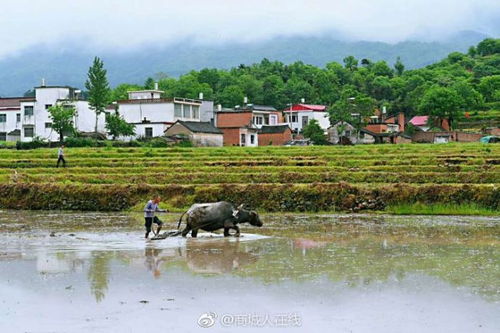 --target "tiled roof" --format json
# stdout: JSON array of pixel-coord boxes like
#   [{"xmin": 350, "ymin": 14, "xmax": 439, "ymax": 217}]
[
  {"xmin": 258, "ymin": 125, "xmax": 291, "ymax": 134},
  {"xmin": 0, "ymin": 97, "xmax": 33, "ymax": 108},
  {"xmin": 288, "ymin": 104, "xmax": 327, "ymax": 111},
  {"xmin": 409, "ymin": 116, "xmax": 429, "ymax": 127},
  {"xmin": 175, "ymin": 121, "xmax": 222, "ymax": 134}
]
